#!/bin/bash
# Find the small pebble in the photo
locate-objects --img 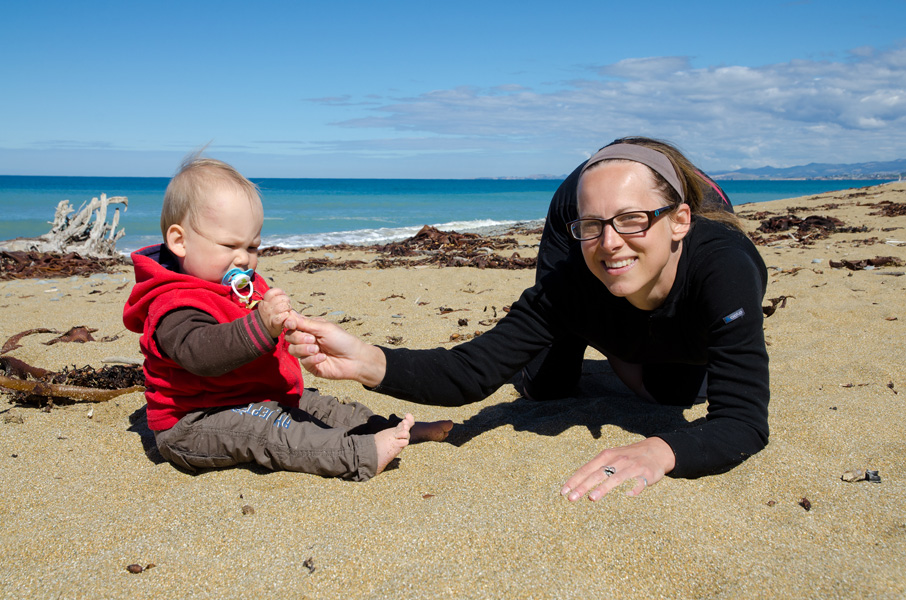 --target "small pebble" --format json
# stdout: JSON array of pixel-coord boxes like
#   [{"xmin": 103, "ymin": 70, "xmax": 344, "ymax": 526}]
[
  {"xmin": 241, "ymin": 504, "xmax": 255, "ymax": 515},
  {"xmin": 303, "ymin": 557, "xmax": 316, "ymax": 574},
  {"xmin": 126, "ymin": 564, "xmax": 144, "ymax": 574},
  {"xmin": 841, "ymin": 470, "xmax": 865, "ymax": 482}
]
